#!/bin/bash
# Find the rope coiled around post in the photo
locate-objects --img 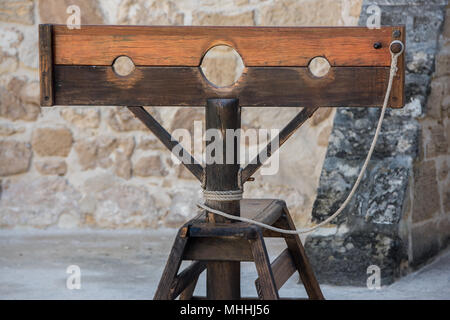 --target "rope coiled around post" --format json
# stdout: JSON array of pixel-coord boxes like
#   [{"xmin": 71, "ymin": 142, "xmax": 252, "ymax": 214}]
[{"xmin": 198, "ymin": 41, "xmax": 404, "ymax": 235}]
